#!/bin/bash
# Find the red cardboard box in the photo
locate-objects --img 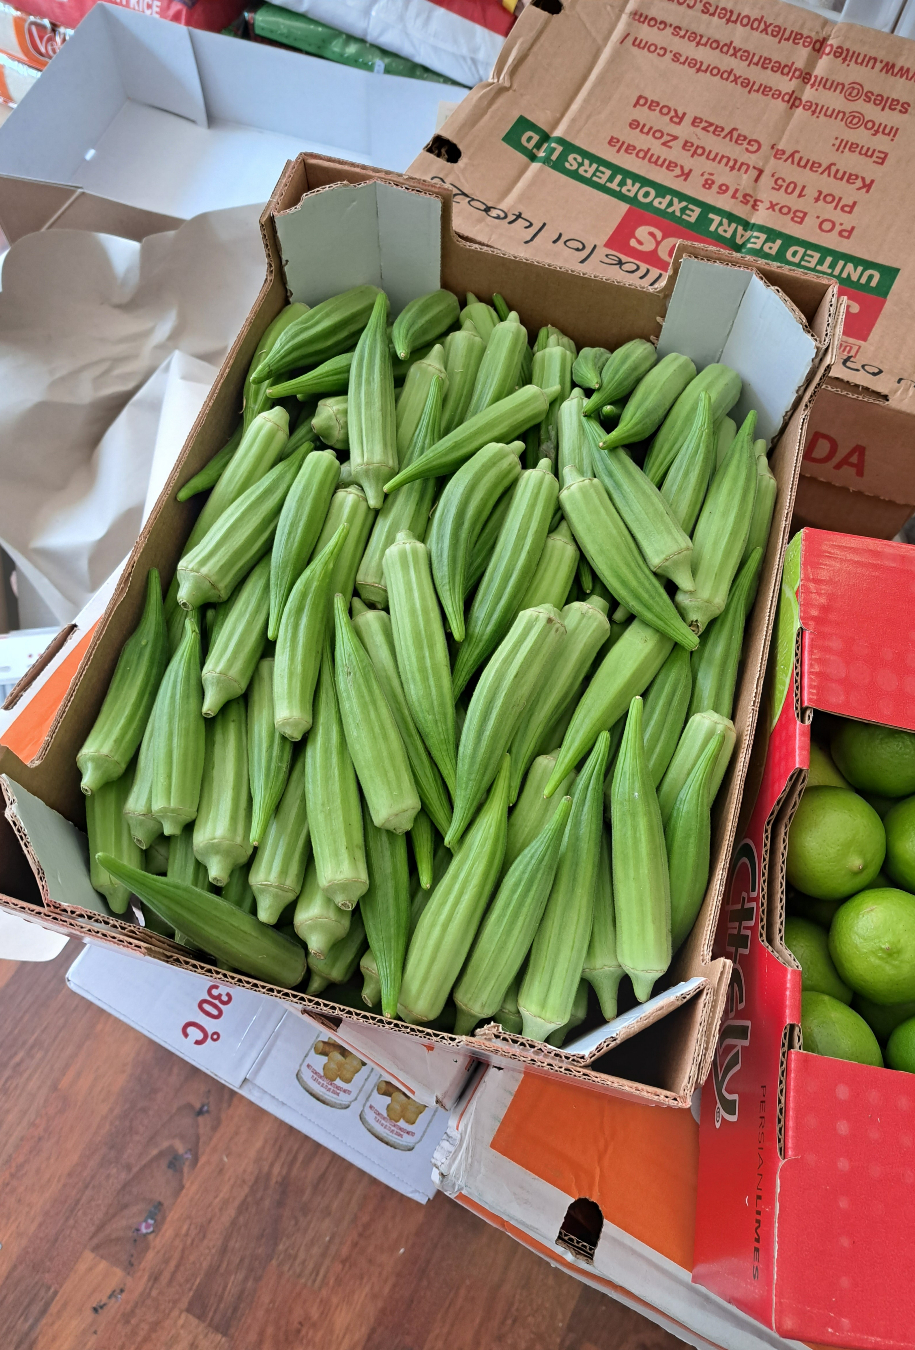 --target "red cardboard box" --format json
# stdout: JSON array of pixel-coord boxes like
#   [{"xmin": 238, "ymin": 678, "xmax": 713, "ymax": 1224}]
[
  {"xmin": 694, "ymin": 527, "xmax": 915, "ymax": 1350},
  {"xmin": 21, "ymin": 0, "xmax": 242, "ymax": 33}
]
